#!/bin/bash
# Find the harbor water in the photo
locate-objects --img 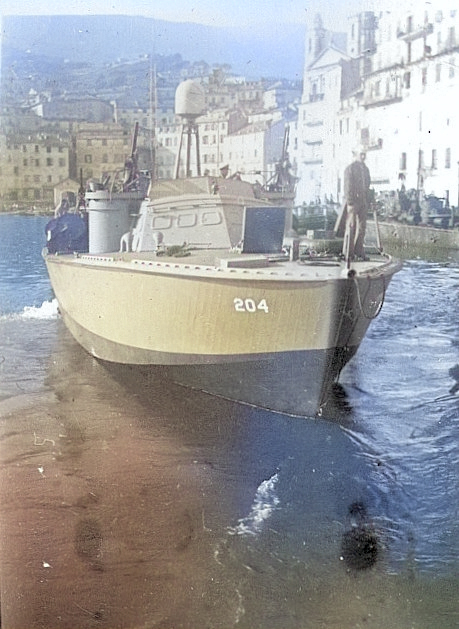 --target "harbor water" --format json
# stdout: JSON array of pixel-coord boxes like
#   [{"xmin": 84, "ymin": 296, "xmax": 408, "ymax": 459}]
[{"xmin": 0, "ymin": 214, "xmax": 458, "ymax": 628}]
